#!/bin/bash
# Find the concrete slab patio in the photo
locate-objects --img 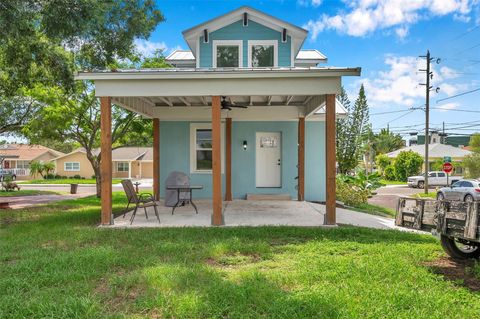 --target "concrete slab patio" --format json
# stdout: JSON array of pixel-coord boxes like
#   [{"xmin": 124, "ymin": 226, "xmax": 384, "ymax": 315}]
[
  {"xmin": 111, "ymin": 199, "xmax": 406, "ymax": 230},
  {"xmin": 112, "ymin": 200, "xmax": 326, "ymax": 228}
]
